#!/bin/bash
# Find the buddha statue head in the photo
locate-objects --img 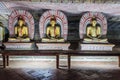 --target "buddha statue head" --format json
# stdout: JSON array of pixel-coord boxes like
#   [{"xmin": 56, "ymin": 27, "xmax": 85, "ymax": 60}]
[
  {"xmin": 91, "ymin": 17, "xmax": 97, "ymax": 27},
  {"xmin": 17, "ymin": 15, "xmax": 25, "ymax": 27},
  {"xmin": 50, "ymin": 15, "xmax": 56, "ymax": 27}
]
